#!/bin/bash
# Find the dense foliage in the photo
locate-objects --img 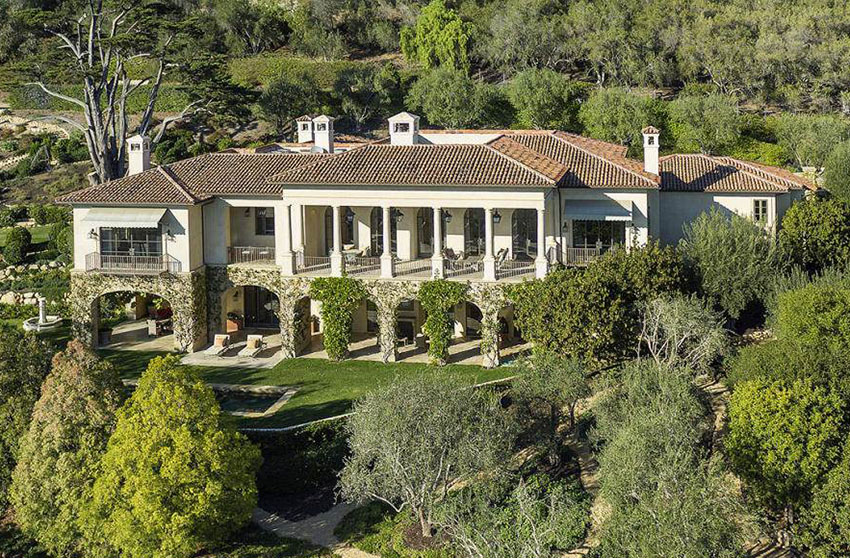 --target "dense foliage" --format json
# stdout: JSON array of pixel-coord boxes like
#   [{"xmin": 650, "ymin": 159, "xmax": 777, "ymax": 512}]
[
  {"xmin": 3, "ymin": 226, "xmax": 32, "ymax": 265},
  {"xmin": 83, "ymin": 356, "xmax": 262, "ymax": 558},
  {"xmin": 0, "ymin": 327, "xmax": 53, "ymax": 510},
  {"xmin": 680, "ymin": 208, "xmax": 781, "ymax": 320},
  {"xmin": 339, "ymin": 373, "xmax": 515, "ymax": 538},
  {"xmin": 779, "ymin": 198, "xmax": 850, "ymax": 273},
  {"xmin": 309, "ymin": 277, "xmax": 367, "ymax": 361},
  {"xmin": 418, "ymin": 279, "xmax": 467, "ymax": 365},
  {"xmin": 10, "ymin": 341, "xmax": 123, "ymax": 557},
  {"xmin": 510, "ymin": 243, "xmax": 685, "ymax": 363}
]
